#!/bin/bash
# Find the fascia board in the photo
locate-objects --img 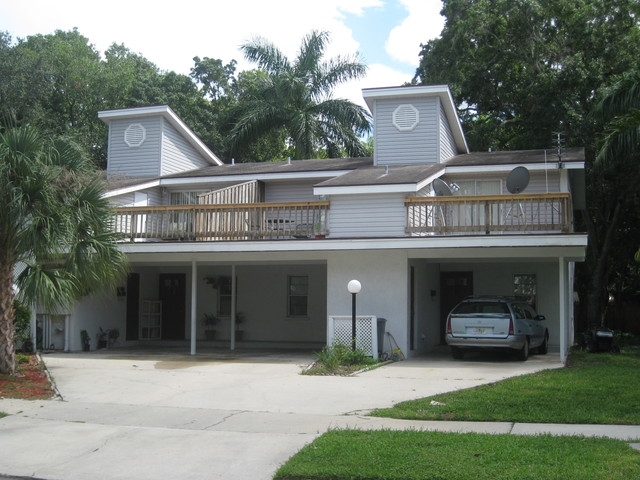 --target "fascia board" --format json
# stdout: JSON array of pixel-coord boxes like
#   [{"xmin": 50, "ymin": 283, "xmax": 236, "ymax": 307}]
[
  {"xmin": 119, "ymin": 234, "xmax": 588, "ymax": 262},
  {"xmin": 313, "ymin": 184, "xmax": 417, "ymax": 195},
  {"xmin": 163, "ymin": 169, "xmax": 352, "ymax": 187},
  {"xmin": 444, "ymin": 162, "xmax": 584, "ymax": 175},
  {"xmin": 103, "ymin": 180, "xmax": 161, "ymax": 198},
  {"xmin": 99, "ymin": 106, "xmax": 223, "ymax": 166}
]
